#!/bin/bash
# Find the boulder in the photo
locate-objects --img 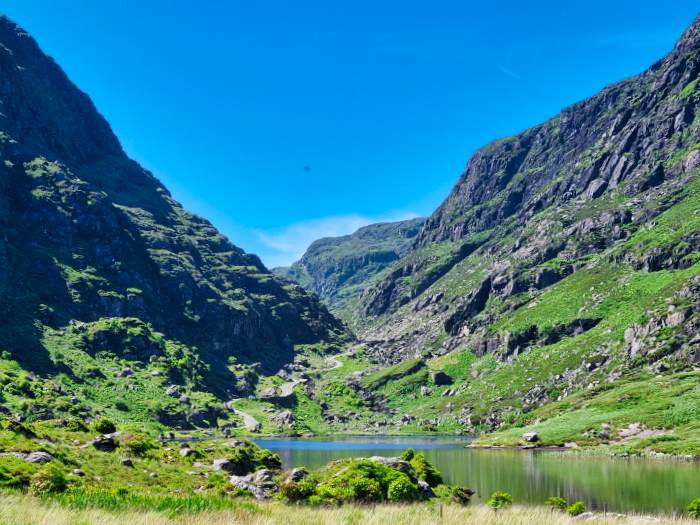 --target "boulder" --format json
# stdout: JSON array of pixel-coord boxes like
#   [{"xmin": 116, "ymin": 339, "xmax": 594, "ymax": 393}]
[
  {"xmin": 165, "ymin": 385, "xmax": 180, "ymax": 397},
  {"xmin": 25, "ymin": 451, "xmax": 53, "ymax": 463},
  {"xmin": 368, "ymin": 456, "xmax": 412, "ymax": 473},
  {"xmin": 522, "ymin": 432, "xmax": 539, "ymax": 443},
  {"xmin": 89, "ymin": 434, "xmax": 119, "ymax": 452},
  {"xmin": 286, "ymin": 467, "xmax": 309, "ymax": 483},
  {"xmin": 121, "ymin": 458, "xmax": 134, "ymax": 468},
  {"xmin": 212, "ymin": 458, "xmax": 235, "ymax": 472},
  {"xmin": 417, "ymin": 480, "xmax": 434, "ymax": 499},
  {"xmin": 420, "ymin": 386, "xmax": 432, "ymax": 396},
  {"xmin": 230, "ymin": 472, "xmax": 278, "ymax": 500},
  {"xmin": 432, "ymin": 371, "xmax": 453, "ymax": 386}
]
